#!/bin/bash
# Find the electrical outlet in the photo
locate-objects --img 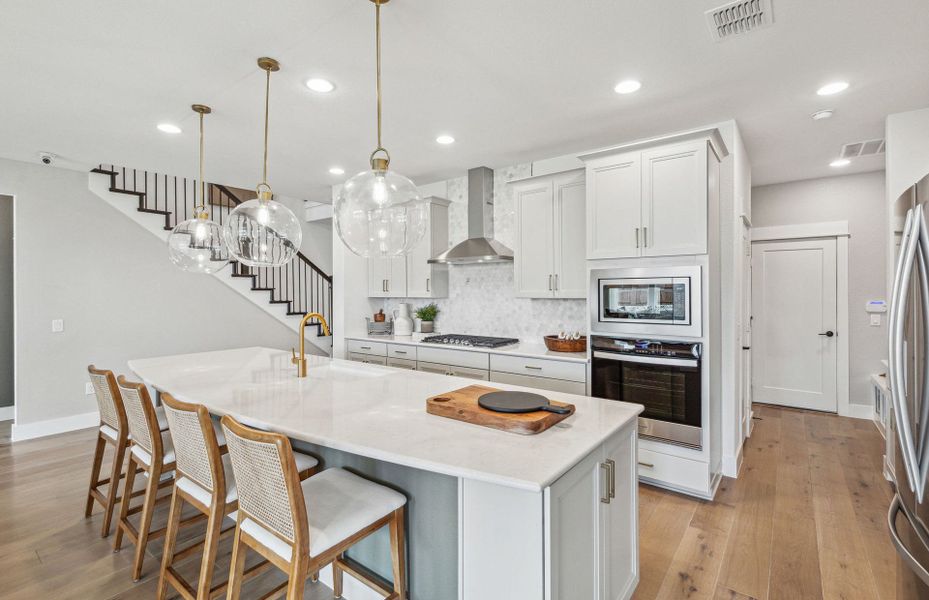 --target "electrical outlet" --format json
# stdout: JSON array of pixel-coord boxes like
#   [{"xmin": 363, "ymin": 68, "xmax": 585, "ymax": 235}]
[
  {"xmin": 51, "ymin": 319, "xmax": 64, "ymax": 333},
  {"xmin": 85, "ymin": 382, "xmax": 95, "ymax": 395},
  {"xmin": 870, "ymin": 313, "xmax": 881, "ymax": 327}
]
